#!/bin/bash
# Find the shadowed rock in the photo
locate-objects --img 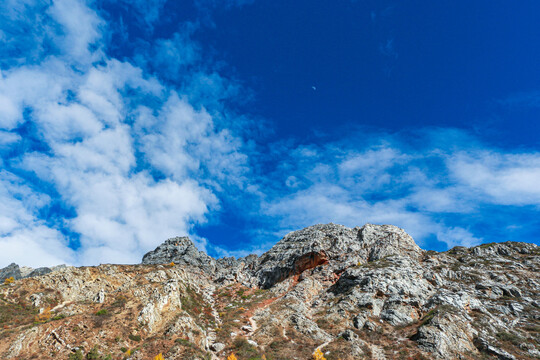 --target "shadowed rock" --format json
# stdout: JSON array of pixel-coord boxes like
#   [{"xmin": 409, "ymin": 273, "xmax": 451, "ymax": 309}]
[{"xmin": 0, "ymin": 263, "xmax": 22, "ymax": 282}]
